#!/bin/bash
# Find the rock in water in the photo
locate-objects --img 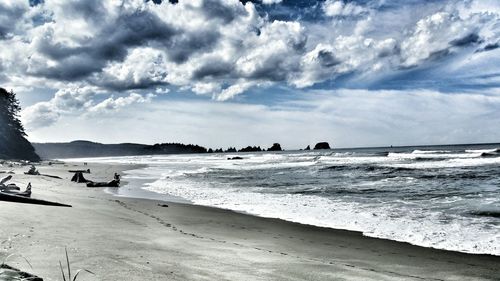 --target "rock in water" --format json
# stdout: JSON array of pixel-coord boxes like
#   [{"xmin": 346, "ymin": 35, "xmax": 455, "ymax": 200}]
[
  {"xmin": 227, "ymin": 156, "xmax": 244, "ymax": 160},
  {"xmin": 304, "ymin": 145, "xmax": 311, "ymax": 150},
  {"xmin": 313, "ymin": 142, "xmax": 331, "ymax": 150},
  {"xmin": 267, "ymin": 143, "xmax": 283, "ymax": 151}
]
